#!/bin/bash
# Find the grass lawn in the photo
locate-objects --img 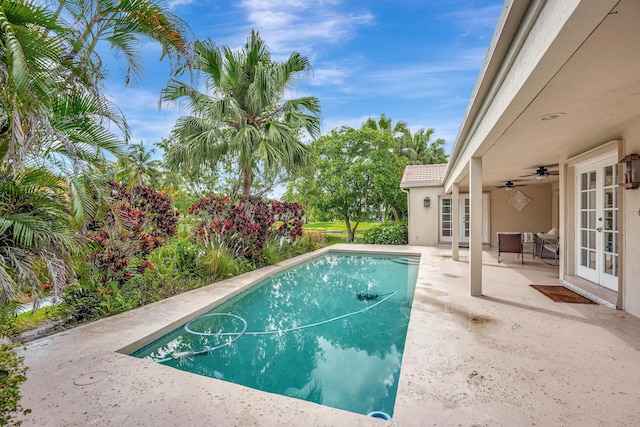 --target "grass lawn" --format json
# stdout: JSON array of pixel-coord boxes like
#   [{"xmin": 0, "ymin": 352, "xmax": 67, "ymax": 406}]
[
  {"xmin": 303, "ymin": 221, "xmax": 379, "ymax": 244},
  {"xmin": 304, "ymin": 220, "xmax": 377, "ymax": 233},
  {"xmin": 10, "ymin": 306, "xmax": 64, "ymax": 335}
]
